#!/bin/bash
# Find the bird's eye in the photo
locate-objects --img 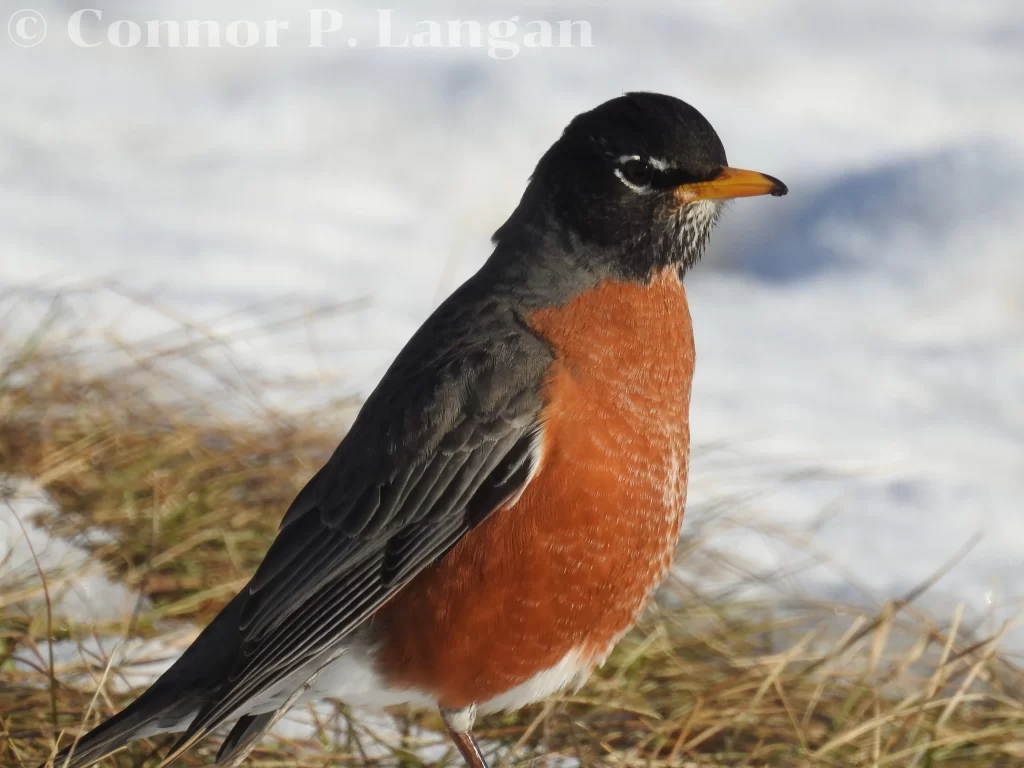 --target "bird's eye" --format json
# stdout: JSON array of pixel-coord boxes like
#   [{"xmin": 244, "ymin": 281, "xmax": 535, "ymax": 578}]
[{"xmin": 618, "ymin": 159, "xmax": 654, "ymax": 189}]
